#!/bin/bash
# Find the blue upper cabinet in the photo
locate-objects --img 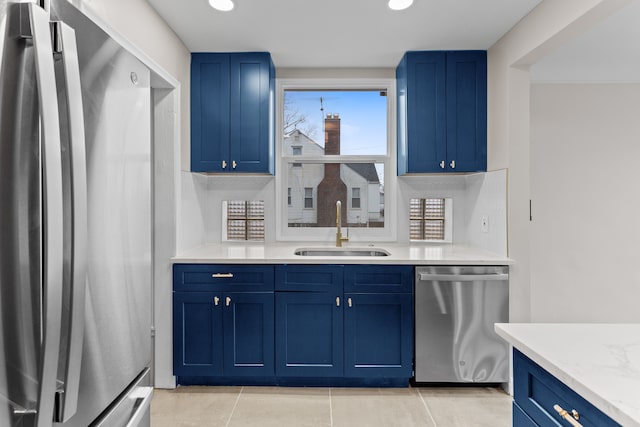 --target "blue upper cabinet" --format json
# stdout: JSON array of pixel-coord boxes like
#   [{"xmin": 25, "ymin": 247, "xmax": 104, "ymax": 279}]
[
  {"xmin": 191, "ymin": 52, "xmax": 275, "ymax": 174},
  {"xmin": 397, "ymin": 51, "xmax": 487, "ymax": 174}
]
